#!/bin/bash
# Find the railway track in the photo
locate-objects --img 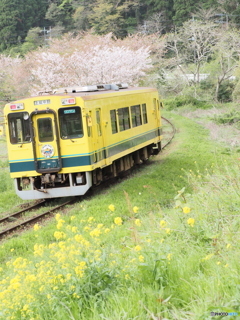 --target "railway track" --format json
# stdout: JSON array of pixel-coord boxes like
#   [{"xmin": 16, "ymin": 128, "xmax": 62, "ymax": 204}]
[
  {"xmin": 0, "ymin": 198, "xmax": 77, "ymax": 240},
  {"xmin": 0, "ymin": 117, "xmax": 176, "ymax": 241},
  {"xmin": 161, "ymin": 116, "xmax": 176, "ymax": 149}
]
